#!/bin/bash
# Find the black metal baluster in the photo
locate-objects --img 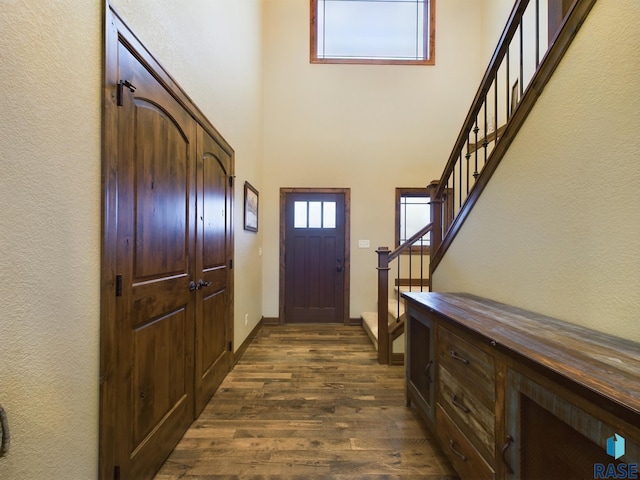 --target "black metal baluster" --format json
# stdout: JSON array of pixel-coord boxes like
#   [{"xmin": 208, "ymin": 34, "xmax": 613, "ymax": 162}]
[
  {"xmin": 409, "ymin": 241, "xmax": 412, "ymax": 295},
  {"xmin": 419, "ymin": 235, "xmax": 424, "ymax": 292},
  {"xmin": 494, "ymin": 74, "xmax": 499, "ymax": 146},
  {"xmin": 535, "ymin": 0, "xmax": 540, "ymax": 67},
  {"xmin": 519, "ymin": 17, "xmax": 524, "ymax": 100},
  {"xmin": 452, "ymin": 161, "xmax": 456, "ymax": 217},
  {"xmin": 459, "ymin": 142, "xmax": 463, "ymax": 207},
  {"xmin": 397, "ymin": 256, "xmax": 401, "ymax": 320},
  {"xmin": 464, "ymin": 150, "xmax": 469, "ymax": 195},
  {"xmin": 483, "ymin": 96, "xmax": 488, "ymax": 165},
  {"xmin": 506, "ymin": 48, "xmax": 511, "ymax": 120},
  {"xmin": 473, "ymin": 119, "xmax": 479, "ymax": 180}
]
